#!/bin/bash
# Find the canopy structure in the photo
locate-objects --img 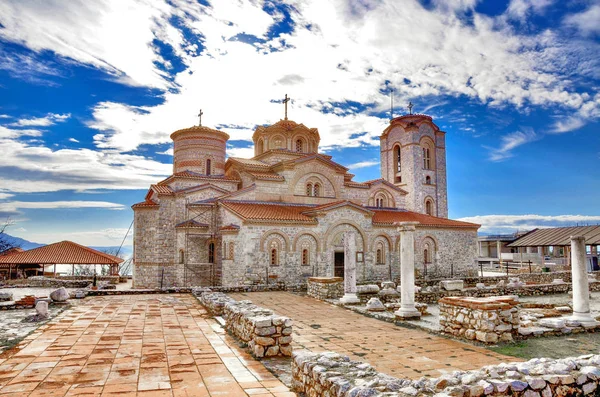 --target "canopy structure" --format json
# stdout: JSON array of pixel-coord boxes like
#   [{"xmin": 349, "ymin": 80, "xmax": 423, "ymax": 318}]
[
  {"xmin": 508, "ymin": 226, "xmax": 600, "ymax": 248},
  {"xmin": 0, "ymin": 240, "xmax": 123, "ymax": 277}
]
